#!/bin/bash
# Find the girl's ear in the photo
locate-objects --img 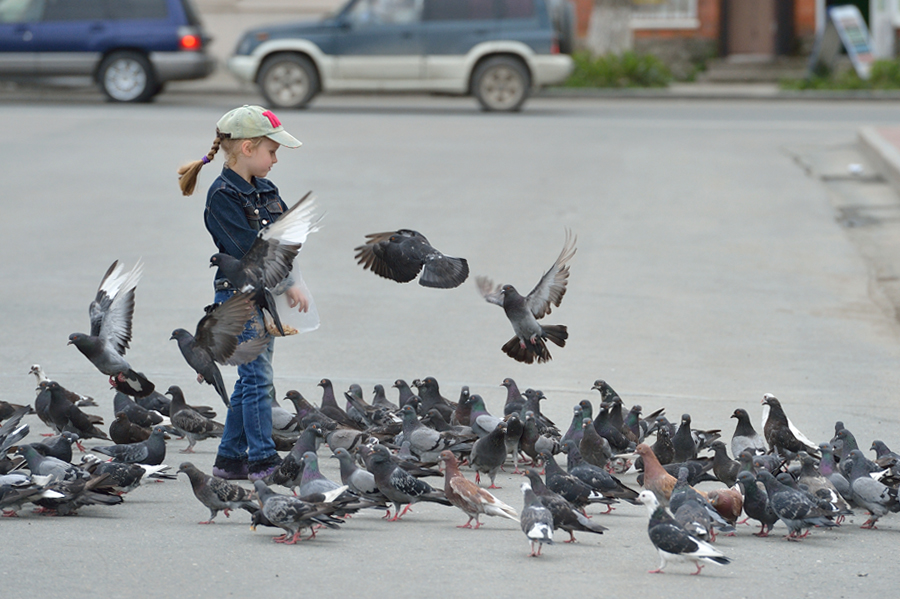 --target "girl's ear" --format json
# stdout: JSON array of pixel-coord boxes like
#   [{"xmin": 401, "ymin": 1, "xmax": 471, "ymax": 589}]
[{"xmin": 240, "ymin": 139, "xmax": 255, "ymax": 156}]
